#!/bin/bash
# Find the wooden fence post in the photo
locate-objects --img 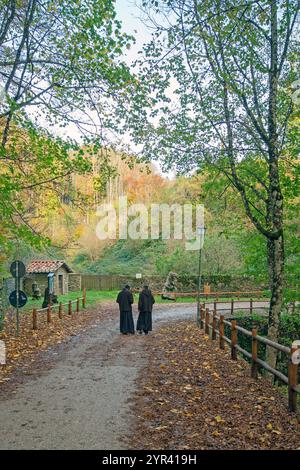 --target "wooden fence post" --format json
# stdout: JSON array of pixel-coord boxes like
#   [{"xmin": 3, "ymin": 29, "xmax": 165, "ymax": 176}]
[
  {"xmin": 205, "ymin": 308, "xmax": 209, "ymax": 335},
  {"xmin": 250, "ymin": 298, "xmax": 253, "ymax": 315},
  {"xmin": 47, "ymin": 305, "xmax": 51, "ymax": 324},
  {"xmin": 68, "ymin": 300, "xmax": 72, "ymax": 316},
  {"xmin": 231, "ymin": 320, "xmax": 237, "ymax": 360},
  {"xmin": 212, "ymin": 310, "xmax": 217, "ymax": 340},
  {"xmin": 58, "ymin": 302, "xmax": 62, "ymax": 319},
  {"xmin": 251, "ymin": 327, "xmax": 258, "ymax": 379},
  {"xmin": 200, "ymin": 306, "xmax": 205, "ymax": 329},
  {"xmin": 82, "ymin": 288, "xmax": 86, "ymax": 308},
  {"xmin": 231, "ymin": 298, "xmax": 234, "ymax": 315},
  {"xmin": 32, "ymin": 309, "xmax": 37, "ymax": 330},
  {"xmin": 214, "ymin": 300, "xmax": 217, "ymax": 311},
  {"xmin": 76, "ymin": 297, "xmax": 80, "ymax": 313},
  {"xmin": 288, "ymin": 344, "xmax": 299, "ymax": 412},
  {"xmin": 219, "ymin": 315, "xmax": 225, "ymax": 350}
]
